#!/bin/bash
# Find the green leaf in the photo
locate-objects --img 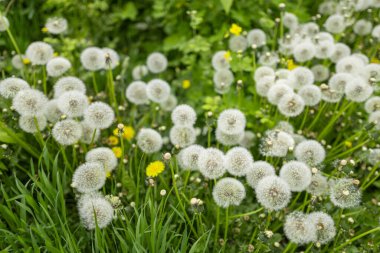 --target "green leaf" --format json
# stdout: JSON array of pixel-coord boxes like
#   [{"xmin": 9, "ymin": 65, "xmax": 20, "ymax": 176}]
[
  {"xmin": 121, "ymin": 2, "xmax": 137, "ymax": 20},
  {"xmin": 220, "ymin": 0, "xmax": 233, "ymax": 14},
  {"xmin": 0, "ymin": 130, "xmax": 16, "ymax": 144}
]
